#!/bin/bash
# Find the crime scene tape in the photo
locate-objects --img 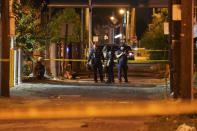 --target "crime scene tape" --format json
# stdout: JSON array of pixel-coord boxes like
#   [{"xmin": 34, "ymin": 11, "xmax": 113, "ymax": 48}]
[
  {"xmin": 145, "ymin": 50, "xmax": 168, "ymax": 52},
  {"xmin": 44, "ymin": 59, "xmax": 169, "ymax": 63},
  {"xmin": 1, "ymin": 100, "xmax": 197, "ymax": 119},
  {"xmin": 0, "ymin": 59, "xmax": 10, "ymax": 62},
  {"xmin": 127, "ymin": 60, "xmax": 169, "ymax": 63},
  {"xmin": 132, "ymin": 48, "xmax": 168, "ymax": 52},
  {"xmin": 44, "ymin": 59, "xmax": 88, "ymax": 62}
]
